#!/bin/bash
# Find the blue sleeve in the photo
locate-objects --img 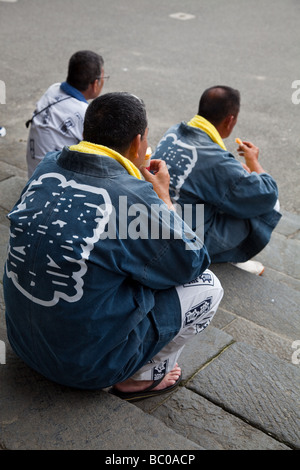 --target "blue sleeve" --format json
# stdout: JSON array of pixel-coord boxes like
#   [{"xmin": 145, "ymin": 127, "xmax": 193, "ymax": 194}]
[
  {"xmin": 216, "ymin": 157, "xmax": 279, "ymax": 219},
  {"xmin": 118, "ymin": 183, "xmax": 211, "ymax": 289},
  {"xmin": 192, "ymin": 151, "xmax": 279, "ymax": 219}
]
